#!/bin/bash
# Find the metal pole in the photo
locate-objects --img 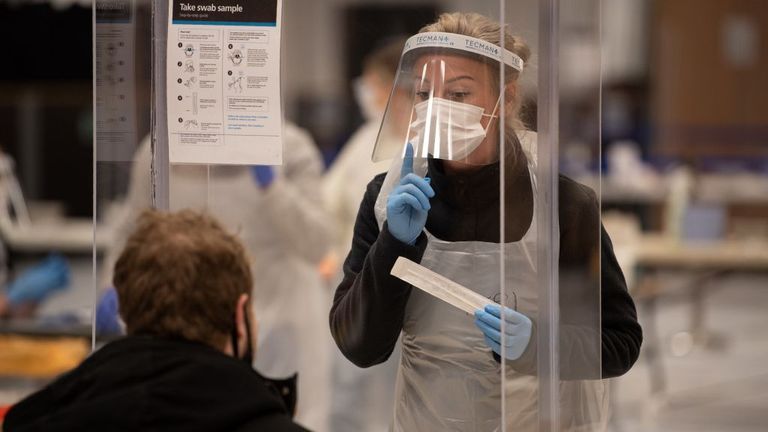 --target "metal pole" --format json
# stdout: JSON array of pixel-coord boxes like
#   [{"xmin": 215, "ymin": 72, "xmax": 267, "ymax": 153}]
[
  {"xmin": 537, "ymin": 0, "xmax": 561, "ymax": 430},
  {"xmin": 151, "ymin": 0, "xmax": 170, "ymax": 210}
]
